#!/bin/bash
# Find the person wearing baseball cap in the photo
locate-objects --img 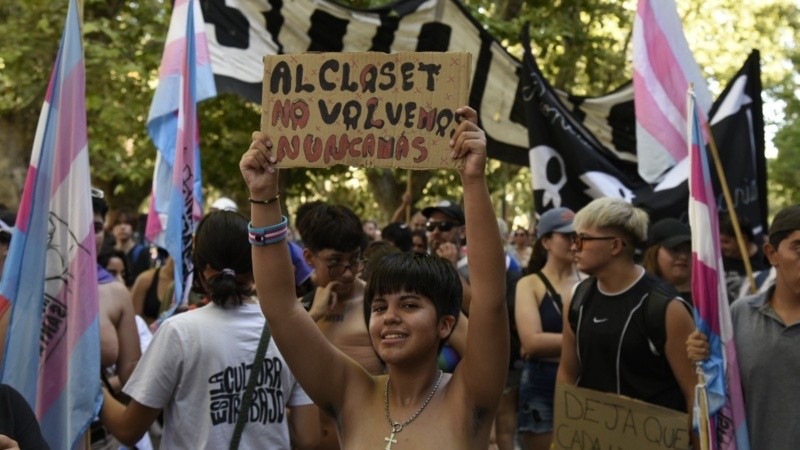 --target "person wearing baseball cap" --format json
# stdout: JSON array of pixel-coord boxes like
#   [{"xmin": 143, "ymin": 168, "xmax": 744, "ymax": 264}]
[
  {"xmin": 515, "ymin": 206, "xmax": 579, "ymax": 449},
  {"xmin": 642, "ymin": 218, "xmax": 692, "ymax": 304},
  {"xmin": 422, "ymin": 200, "xmax": 466, "ymax": 264},
  {"xmin": 687, "ymin": 204, "xmax": 800, "ymax": 449}
]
